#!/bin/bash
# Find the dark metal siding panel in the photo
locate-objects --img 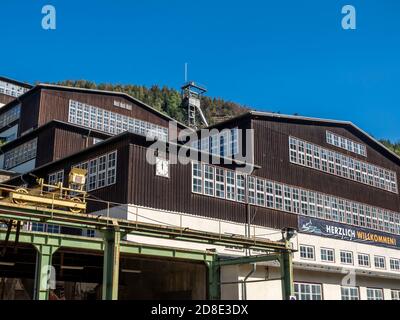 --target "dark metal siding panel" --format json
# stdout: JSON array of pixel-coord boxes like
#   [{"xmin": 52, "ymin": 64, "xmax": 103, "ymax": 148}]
[
  {"xmin": 38, "ymin": 89, "xmax": 175, "ymax": 132},
  {"xmin": 0, "ymin": 93, "xmax": 15, "ymax": 106},
  {"xmin": 252, "ymin": 118, "xmax": 400, "ymax": 212},
  {"xmin": 52, "ymin": 127, "xmax": 93, "ymax": 162},
  {"xmin": 128, "ymin": 144, "xmax": 297, "ymax": 229},
  {"xmin": 22, "ymin": 138, "xmax": 131, "ymax": 209},
  {"xmin": 35, "ymin": 127, "xmax": 55, "ymax": 167},
  {"xmin": 19, "ymin": 90, "xmax": 41, "ymax": 135}
]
